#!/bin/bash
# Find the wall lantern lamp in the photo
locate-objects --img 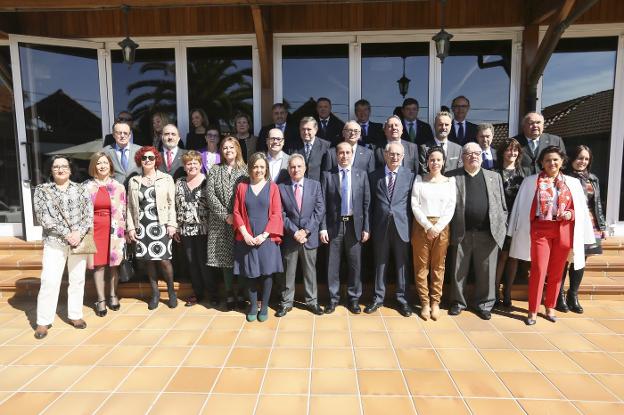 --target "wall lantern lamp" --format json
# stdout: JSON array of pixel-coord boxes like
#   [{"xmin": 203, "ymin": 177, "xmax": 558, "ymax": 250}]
[
  {"xmin": 118, "ymin": 5, "xmax": 139, "ymax": 66},
  {"xmin": 397, "ymin": 56, "xmax": 411, "ymax": 98},
  {"xmin": 432, "ymin": 0, "xmax": 453, "ymax": 63}
]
